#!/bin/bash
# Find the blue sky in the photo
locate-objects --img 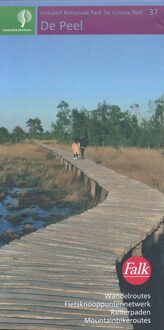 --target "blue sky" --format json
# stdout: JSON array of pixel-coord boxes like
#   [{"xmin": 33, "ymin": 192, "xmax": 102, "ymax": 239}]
[{"xmin": 0, "ymin": 0, "xmax": 164, "ymax": 131}]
